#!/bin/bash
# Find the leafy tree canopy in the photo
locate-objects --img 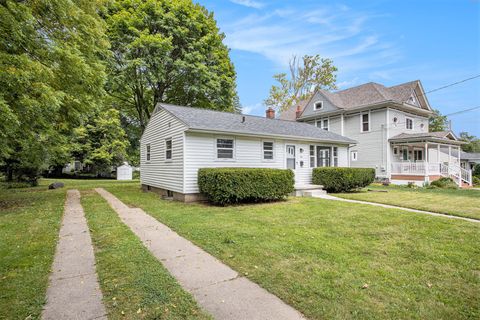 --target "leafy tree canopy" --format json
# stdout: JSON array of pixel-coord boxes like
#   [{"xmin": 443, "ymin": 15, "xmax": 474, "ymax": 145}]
[
  {"xmin": 0, "ymin": 0, "xmax": 108, "ymax": 182},
  {"xmin": 105, "ymin": 0, "xmax": 239, "ymax": 133},
  {"xmin": 459, "ymin": 132, "xmax": 480, "ymax": 153},
  {"xmin": 264, "ymin": 55, "xmax": 337, "ymax": 112},
  {"xmin": 429, "ymin": 109, "xmax": 449, "ymax": 132}
]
